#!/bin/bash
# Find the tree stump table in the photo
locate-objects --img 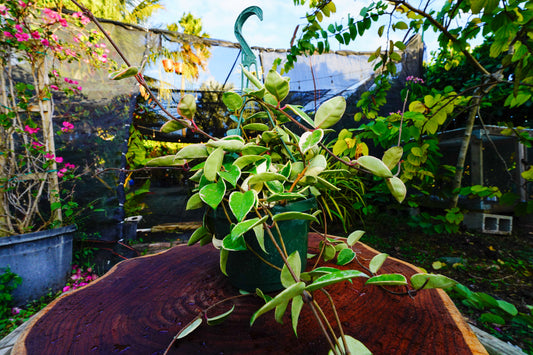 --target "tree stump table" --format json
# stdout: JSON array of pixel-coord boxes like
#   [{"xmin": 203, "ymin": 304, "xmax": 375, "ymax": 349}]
[{"xmin": 13, "ymin": 233, "xmax": 487, "ymax": 354}]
